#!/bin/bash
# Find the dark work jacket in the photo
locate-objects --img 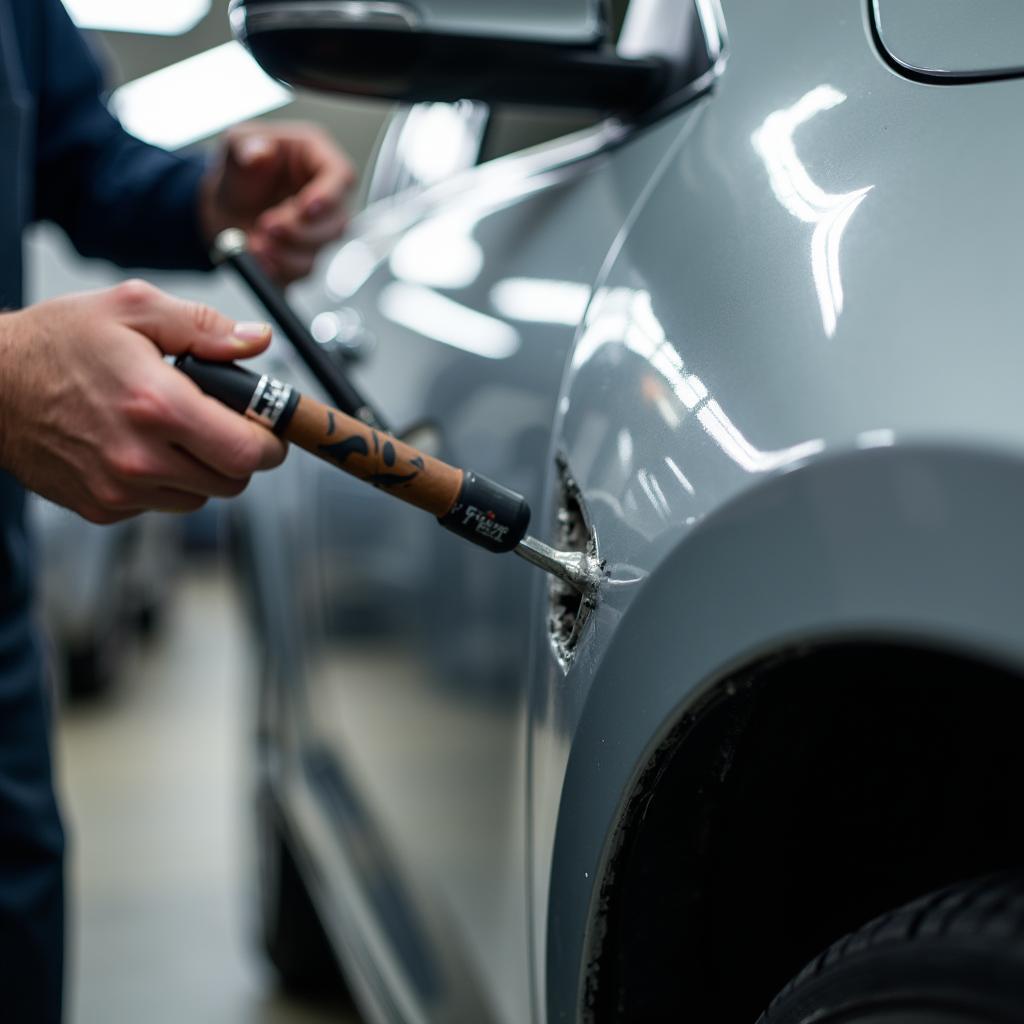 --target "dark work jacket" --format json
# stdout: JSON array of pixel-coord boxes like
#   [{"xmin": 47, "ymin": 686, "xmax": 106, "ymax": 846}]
[{"xmin": 0, "ymin": 0, "xmax": 210, "ymax": 648}]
